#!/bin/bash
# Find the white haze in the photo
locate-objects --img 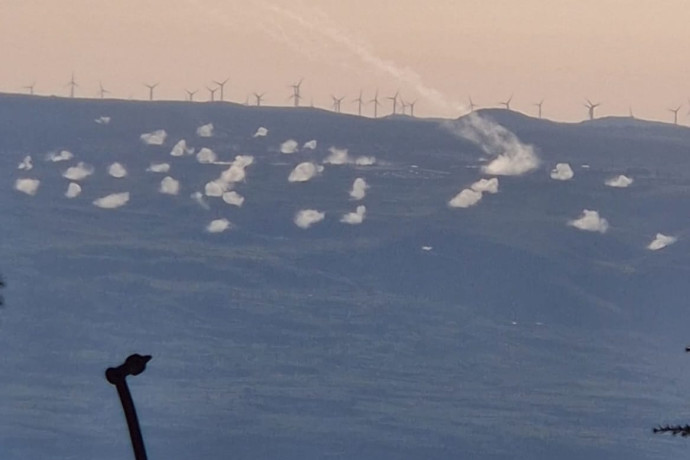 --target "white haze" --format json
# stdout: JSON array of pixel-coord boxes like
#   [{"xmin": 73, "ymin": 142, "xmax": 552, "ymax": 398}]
[
  {"xmin": 550, "ymin": 163, "xmax": 574, "ymax": 181},
  {"xmin": 349, "ymin": 177, "xmax": 369, "ymax": 200},
  {"xmin": 170, "ymin": 139, "xmax": 193, "ymax": 157},
  {"xmin": 62, "ymin": 162, "xmax": 94, "ymax": 181},
  {"xmin": 207, "ymin": 218, "xmax": 231, "ymax": 233},
  {"xmin": 569, "ymin": 209, "xmax": 609, "ymax": 233},
  {"xmin": 65, "ymin": 182, "xmax": 82, "ymax": 198},
  {"xmin": 280, "ymin": 139, "xmax": 299, "ymax": 154},
  {"xmin": 341, "ymin": 205, "xmax": 366, "ymax": 224},
  {"xmin": 196, "ymin": 148, "xmax": 218, "ymax": 164},
  {"xmin": 140, "ymin": 129, "xmax": 167, "ymax": 145},
  {"xmin": 108, "ymin": 162, "xmax": 128, "ymax": 178},
  {"xmin": 222, "ymin": 191, "xmax": 245, "ymax": 207},
  {"xmin": 14, "ymin": 178, "xmax": 40, "ymax": 196},
  {"xmin": 448, "ymin": 189, "xmax": 483, "ymax": 208},
  {"xmin": 46, "ymin": 150, "xmax": 73, "ymax": 162},
  {"xmin": 93, "ymin": 192, "xmax": 130, "ymax": 209},
  {"xmin": 288, "ymin": 162, "xmax": 323, "ymax": 182},
  {"xmin": 196, "ymin": 123, "xmax": 214, "ymax": 137},
  {"xmin": 648, "ymin": 233, "xmax": 677, "ymax": 251},
  {"xmin": 303, "ymin": 139, "xmax": 317, "ymax": 149},
  {"xmin": 355, "ymin": 156, "xmax": 376, "ymax": 166},
  {"xmin": 147, "ymin": 162, "xmax": 170, "ymax": 173},
  {"xmin": 606, "ymin": 175, "xmax": 634, "ymax": 188},
  {"xmin": 470, "ymin": 178, "xmax": 499, "ymax": 194},
  {"xmin": 17, "ymin": 155, "xmax": 33, "ymax": 171},
  {"xmin": 294, "ymin": 209, "xmax": 325, "ymax": 229},
  {"xmin": 159, "ymin": 176, "xmax": 180, "ymax": 195},
  {"xmin": 253, "ymin": 127, "xmax": 268, "ymax": 137},
  {"xmin": 447, "ymin": 114, "xmax": 539, "ymax": 176}
]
